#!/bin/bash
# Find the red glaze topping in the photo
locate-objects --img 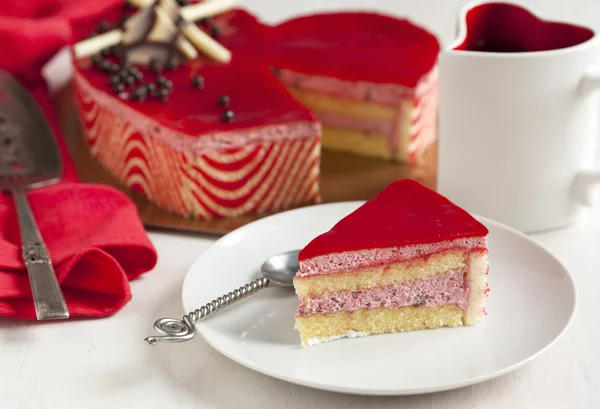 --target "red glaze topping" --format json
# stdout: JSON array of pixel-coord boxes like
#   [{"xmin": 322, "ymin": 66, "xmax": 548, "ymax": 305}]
[
  {"xmin": 76, "ymin": 8, "xmax": 441, "ymax": 138},
  {"xmin": 76, "ymin": 10, "xmax": 316, "ymax": 137},
  {"xmin": 299, "ymin": 179, "xmax": 489, "ymax": 261},
  {"xmin": 266, "ymin": 13, "xmax": 440, "ymax": 87}
]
